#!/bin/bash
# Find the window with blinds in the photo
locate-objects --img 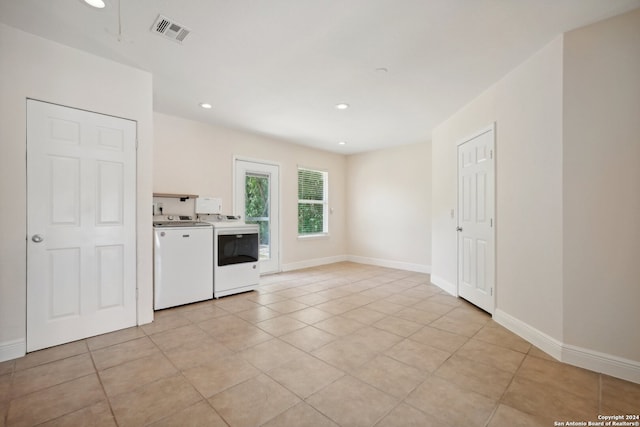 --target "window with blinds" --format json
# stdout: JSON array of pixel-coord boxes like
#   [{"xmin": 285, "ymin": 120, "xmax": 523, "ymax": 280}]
[{"xmin": 298, "ymin": 167, "xmax": 328, "ymax": 235}]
